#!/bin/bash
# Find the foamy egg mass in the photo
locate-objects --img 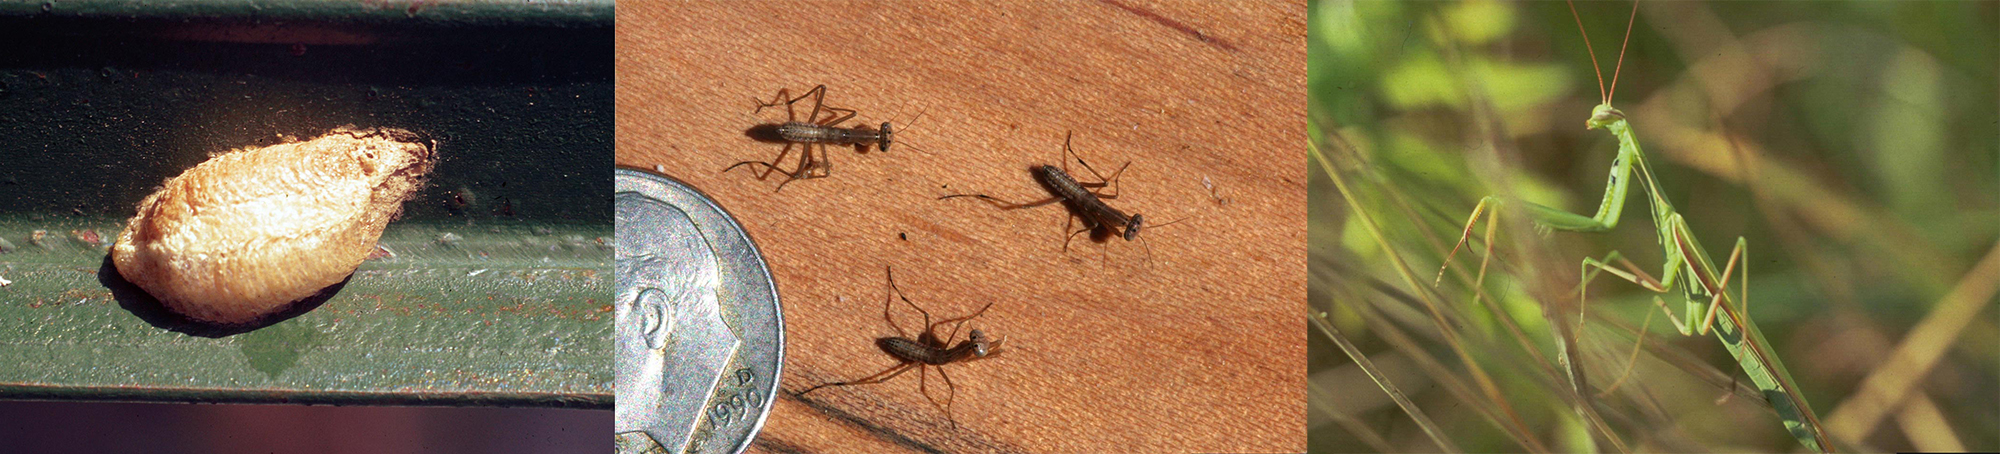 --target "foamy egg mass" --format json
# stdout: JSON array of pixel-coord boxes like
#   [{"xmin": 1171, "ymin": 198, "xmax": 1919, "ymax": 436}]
[{"xmin": 112, "ymin": 128, "xmax": 434, "ymax": 325}]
